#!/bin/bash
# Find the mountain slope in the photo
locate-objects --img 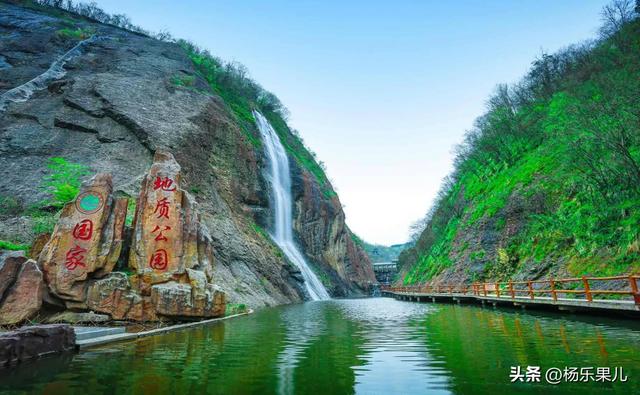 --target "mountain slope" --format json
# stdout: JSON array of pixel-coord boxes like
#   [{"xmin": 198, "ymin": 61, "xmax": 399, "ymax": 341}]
[
  {"xmin": 0, "ymin": 0, "xmax": 375, "ymax": 307},
  {"xmin": 399, "ymin": 10, "xmax": 640, "ymax": 285}
]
